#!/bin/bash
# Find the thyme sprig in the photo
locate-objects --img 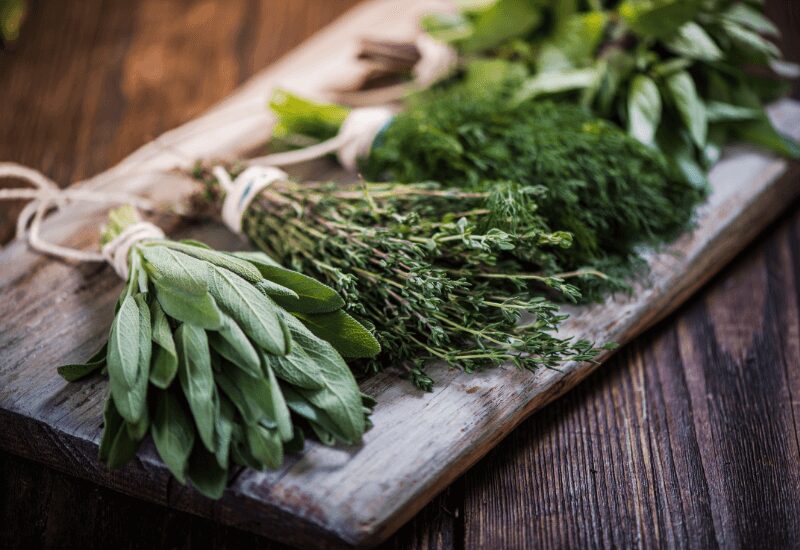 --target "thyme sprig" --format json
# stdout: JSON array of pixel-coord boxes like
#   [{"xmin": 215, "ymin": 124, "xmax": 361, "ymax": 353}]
[{"xmin": 194, "ymin": 170, "xmax": 605, "ymax": 390}]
